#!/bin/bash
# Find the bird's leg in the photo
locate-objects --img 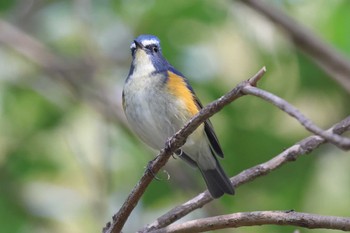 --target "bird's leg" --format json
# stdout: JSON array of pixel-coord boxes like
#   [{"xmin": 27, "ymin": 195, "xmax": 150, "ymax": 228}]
[{"xmin": 146, "ymin": 158, "xmax": 170, "ymax": 181}]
